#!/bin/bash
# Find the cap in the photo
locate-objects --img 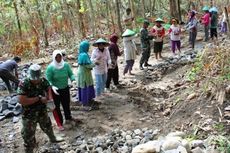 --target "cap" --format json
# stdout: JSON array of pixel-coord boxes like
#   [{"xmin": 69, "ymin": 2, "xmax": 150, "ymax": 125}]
[{"xmin": 29, "ymin": 64, "xmax": 41, "ymax": 80}]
